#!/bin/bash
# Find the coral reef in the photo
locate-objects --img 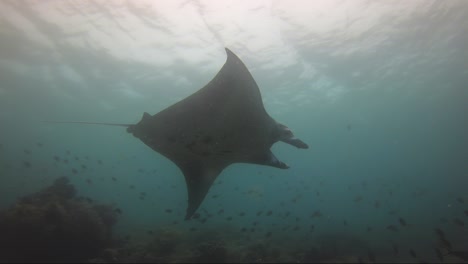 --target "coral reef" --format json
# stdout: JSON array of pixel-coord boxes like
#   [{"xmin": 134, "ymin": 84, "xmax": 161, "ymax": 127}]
[
  {"xmin": 190, "ymin": 240, "xmax": 227, "ymax": 263},
  {"xmin": 0, "ymin": 177, "xmax": 120, "ymax": 263}
]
